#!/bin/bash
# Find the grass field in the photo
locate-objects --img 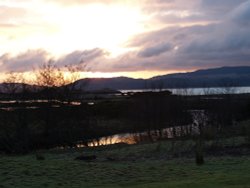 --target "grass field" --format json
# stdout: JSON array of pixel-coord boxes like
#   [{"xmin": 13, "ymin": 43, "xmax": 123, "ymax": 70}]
[{"xmin": 0, "ymin": 139, "xmax": 250, "ymax": 188}]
